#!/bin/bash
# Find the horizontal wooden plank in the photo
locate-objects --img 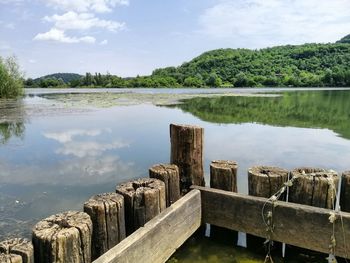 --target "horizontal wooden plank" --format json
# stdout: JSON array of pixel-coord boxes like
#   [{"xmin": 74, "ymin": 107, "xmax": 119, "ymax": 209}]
[
  {"xmin": 192, "ymin": 186, "xmax": 350, "ymax": 259},
  {"xmin": 93, "ymin": 189, "xmax": 201, "ymax": 263}
]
